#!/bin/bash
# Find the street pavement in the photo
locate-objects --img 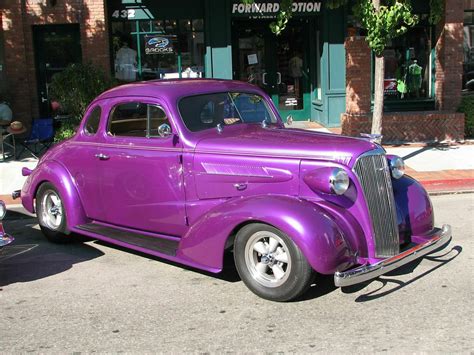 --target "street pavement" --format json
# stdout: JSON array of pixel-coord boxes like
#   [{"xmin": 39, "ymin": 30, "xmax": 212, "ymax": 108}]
[{"xmin": 0, "ymin": 194, "xmax": 473, "ymax": 353}]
